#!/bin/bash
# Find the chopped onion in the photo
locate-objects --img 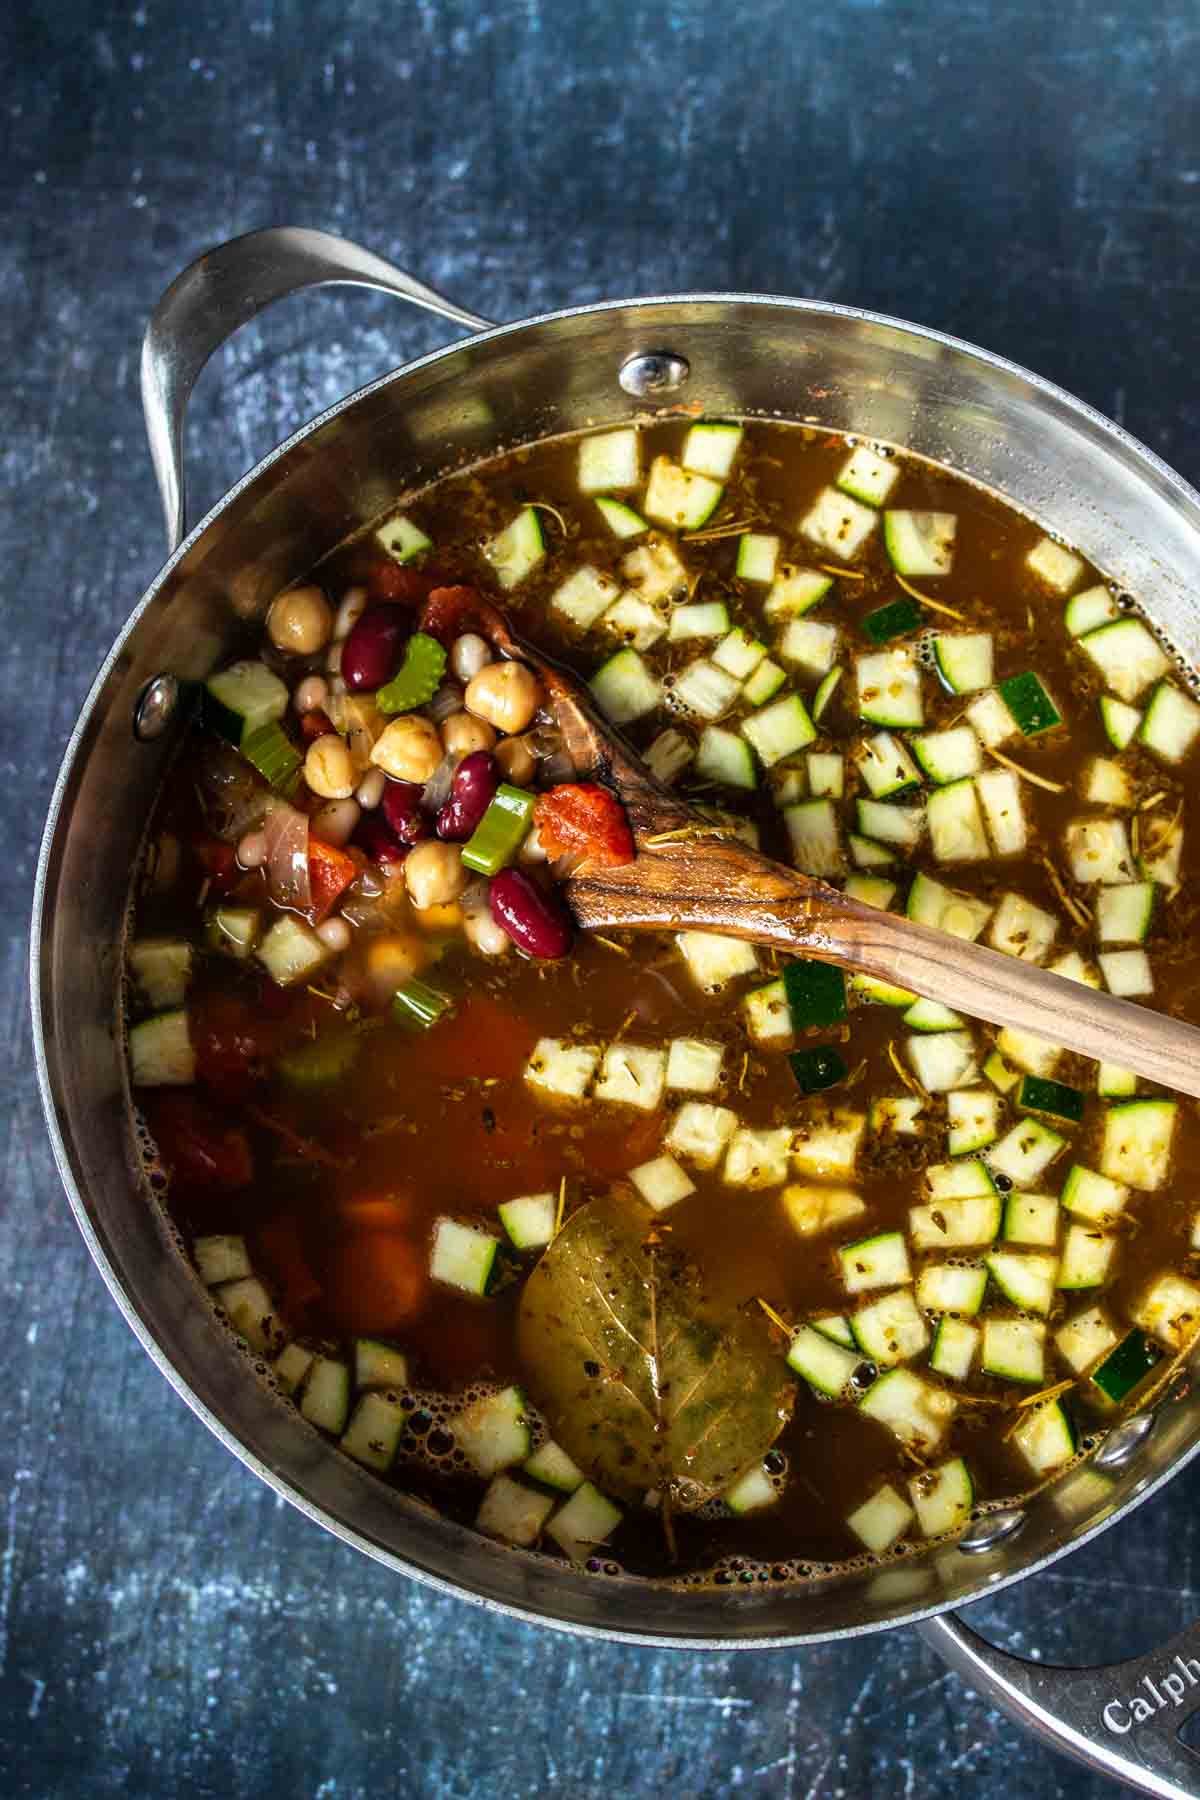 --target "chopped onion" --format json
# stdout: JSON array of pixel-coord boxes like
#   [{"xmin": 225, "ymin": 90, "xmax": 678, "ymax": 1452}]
[
  {"xmin": 197, "ymin": 739, "xmax": 270, "ymax": 841},
  {"xmin": 528, "ymin": 725, "xmax": 565, "ymax": 759},
  {"xmin": 429, "ymin": 681, "xmax": 465, "ymax": 723},
  {"xmin": 420, "ymin": 749, "xmax": 459, "ymax": 815},
  {"xmin": 540, "ymin": 749, "xmax": 577, "ymax": 785},
  {"xmin": 262, "ymin": 800, "xmax": 311, "ymax": 910}
]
